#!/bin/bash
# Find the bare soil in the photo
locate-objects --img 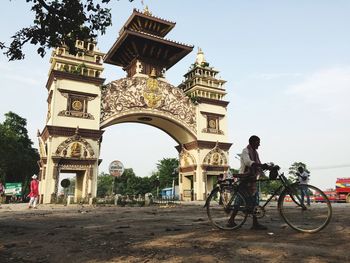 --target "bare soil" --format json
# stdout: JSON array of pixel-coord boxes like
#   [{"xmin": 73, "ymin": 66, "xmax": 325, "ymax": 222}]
[{"xmin": 0, "ymin": 202, "xmax": 349, "ymax": 263}]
